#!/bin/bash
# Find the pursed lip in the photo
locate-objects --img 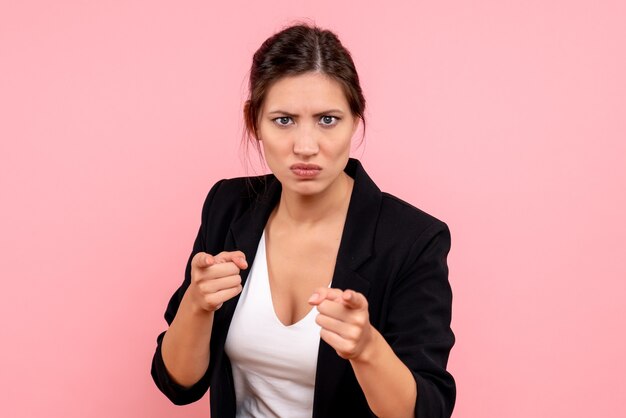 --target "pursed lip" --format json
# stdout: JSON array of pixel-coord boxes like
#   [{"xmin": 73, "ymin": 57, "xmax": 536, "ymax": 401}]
[
  {"xmin": 290, "ymin": 163, "xmax": 322, "ymax": 178},
  {"xmin": 290, "ymin": 163, "xmax": 322, "ymax": 170}
]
